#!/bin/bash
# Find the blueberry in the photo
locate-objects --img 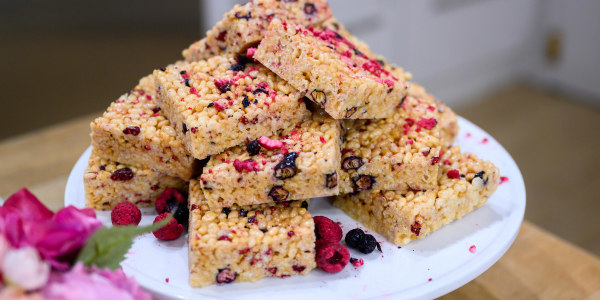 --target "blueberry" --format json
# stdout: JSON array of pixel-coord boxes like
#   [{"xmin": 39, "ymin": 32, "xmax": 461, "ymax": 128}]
[
  {"xmin": 169, "ymin": 201, "xmax": 189, "ymax": 225},
  {"xmin": 357, "ymin": 234, "xmax": 378, "ymax": 254},
  {"xmin": 345, "ymin": 228, "xmax": 364, "ymax": 249}
]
